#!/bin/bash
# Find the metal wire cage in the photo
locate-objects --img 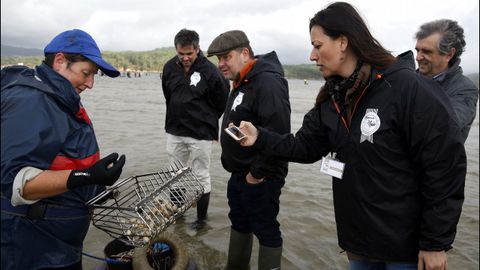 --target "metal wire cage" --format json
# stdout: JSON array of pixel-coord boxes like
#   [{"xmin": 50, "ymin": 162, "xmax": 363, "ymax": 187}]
[{"xmin": 86, "ymin": 160, "xmax": 204, "ymax": 247}]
